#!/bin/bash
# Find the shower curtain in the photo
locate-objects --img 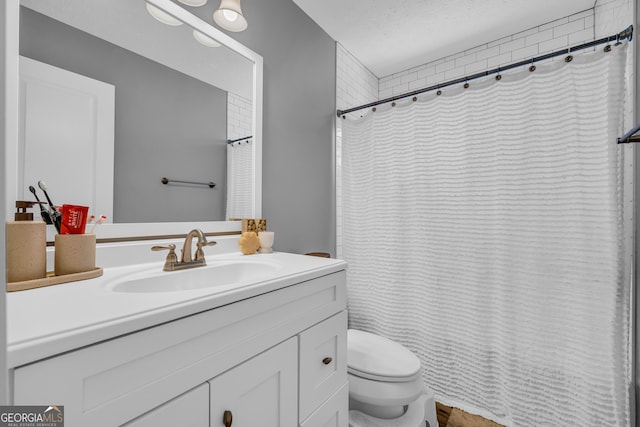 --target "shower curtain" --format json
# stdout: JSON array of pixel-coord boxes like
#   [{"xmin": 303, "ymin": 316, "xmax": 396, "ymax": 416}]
[
  {"xmin": 226, "ymin": 140, "xmax": 254, "ymax": 219},
  {"xmin": 341, "ymin": 45, "xmax": 632, "ymax": 426}
]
